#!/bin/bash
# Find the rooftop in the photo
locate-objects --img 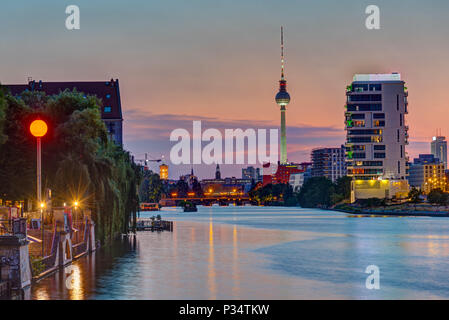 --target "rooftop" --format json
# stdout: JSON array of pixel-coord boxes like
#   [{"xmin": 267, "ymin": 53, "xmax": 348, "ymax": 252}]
[{"xmin": 353, "ymin": 73, "xmax": 401, "ymax": 82}]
